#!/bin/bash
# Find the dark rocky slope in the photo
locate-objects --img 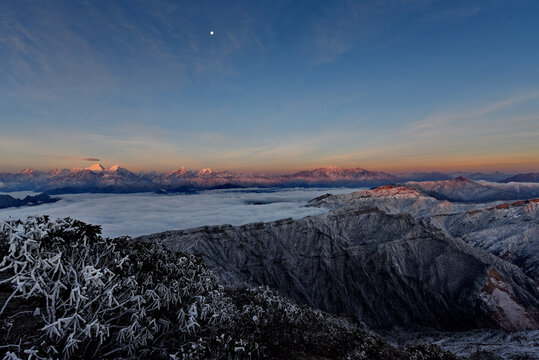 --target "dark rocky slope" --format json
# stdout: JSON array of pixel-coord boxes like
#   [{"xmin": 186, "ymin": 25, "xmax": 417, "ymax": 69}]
[{"xmin": 140, "ymin": 208, "xmax": 539, "ymax": 332}]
